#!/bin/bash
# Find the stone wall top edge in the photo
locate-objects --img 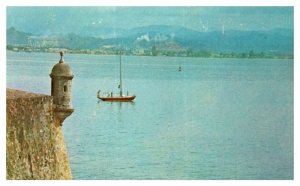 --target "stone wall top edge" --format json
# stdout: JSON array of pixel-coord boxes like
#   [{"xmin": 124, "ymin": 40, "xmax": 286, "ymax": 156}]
[{"xmin": 6, "ymin": 88, "xmax": 51, "ymax": 100}]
